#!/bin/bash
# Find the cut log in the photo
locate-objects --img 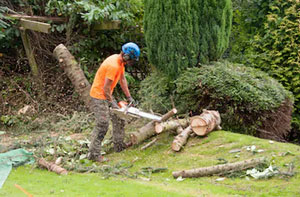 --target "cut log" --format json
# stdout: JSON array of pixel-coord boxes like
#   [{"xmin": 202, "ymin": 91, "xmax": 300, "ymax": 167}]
[
  {"xmin": 172, "ymin": 126, "xmax": 193, "ymax": 152},
  {"xmin": 172, "ymin": 157, "xmax": 265, "ymax": 178},
  {"xmin": 53, "ymin": 44, "xmax": 92, "ymax": 109},
  {"xmin": 130, "ymin": 108, "xmax": 177, "ymax": 145},
  {"xmin": 155, "ymin": 118, "xmax": 189, "ymax": 134},
  {"xmin": 38, "ymin": 158, "xmax": 68, "ymax": 175},
  {"xmin": 190, "ymin": 109, "xmax": 221, "ymax": 136}
]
